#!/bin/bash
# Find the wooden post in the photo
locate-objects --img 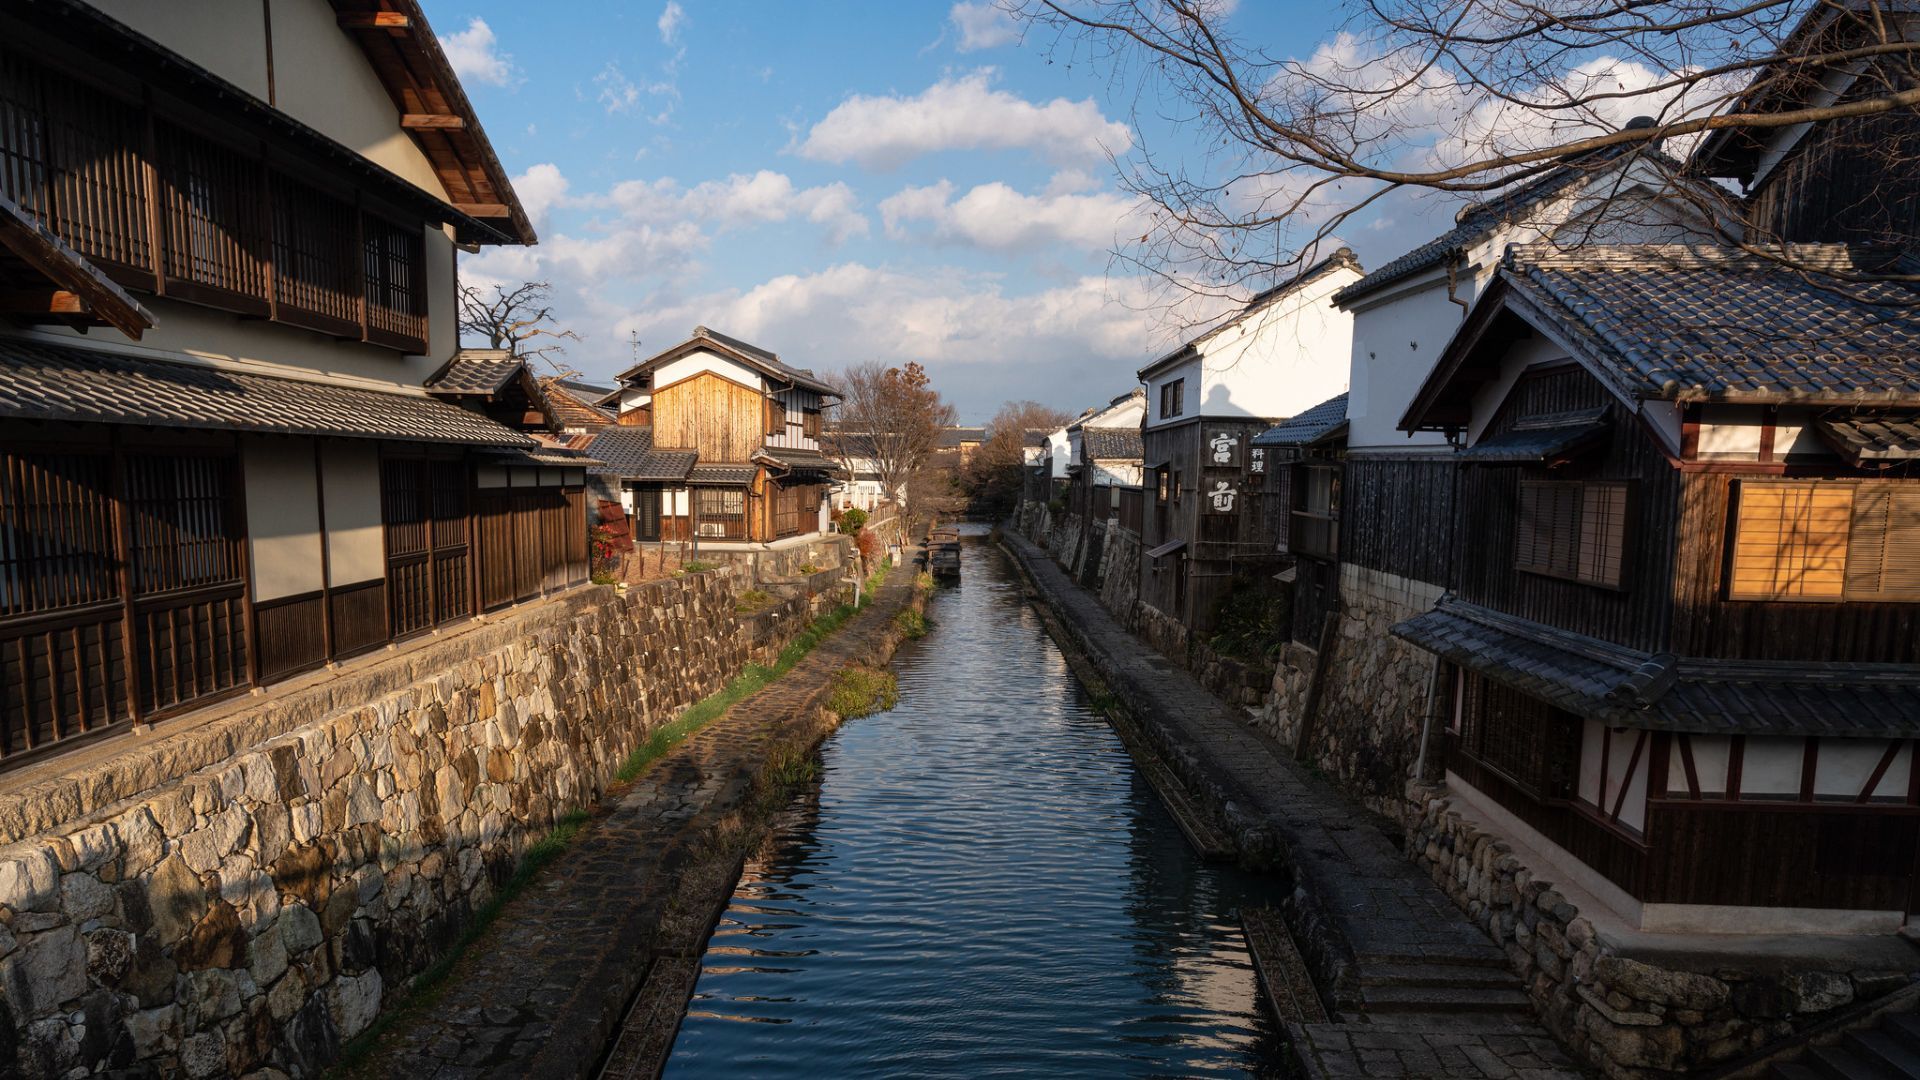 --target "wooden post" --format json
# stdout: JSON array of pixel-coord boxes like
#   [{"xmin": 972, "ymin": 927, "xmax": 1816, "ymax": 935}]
[
  {"xmin": 1292, "ymin": 608, "xmax": 1341, "ymax": 763},
  {"xmin": 232, "ymin": 438, "xmax": 260, "ymax": 689},
  {"xmin": 107, "ymin": 429, "xmax": 142, "ymax": 727},
  {"xmin": 313, "ymin": 440, "xmax": 333, "ymax": 662}
]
